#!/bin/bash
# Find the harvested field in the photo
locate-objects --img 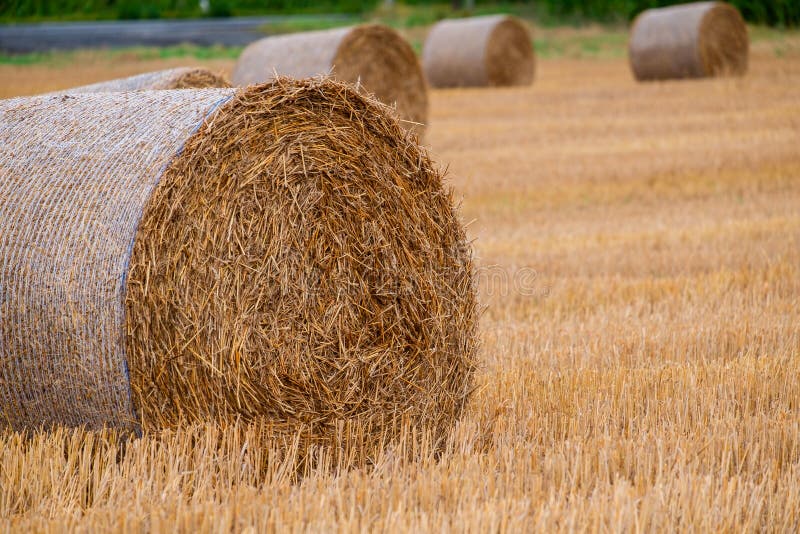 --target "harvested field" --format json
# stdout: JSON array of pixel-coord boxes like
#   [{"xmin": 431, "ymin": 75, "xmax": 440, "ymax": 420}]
[{"xmin": 1, "ymin": 26, "xmax": 799, "ymax": 531}]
